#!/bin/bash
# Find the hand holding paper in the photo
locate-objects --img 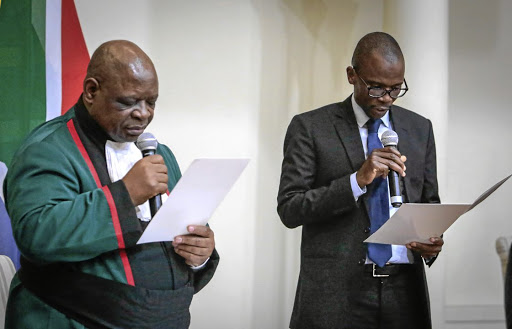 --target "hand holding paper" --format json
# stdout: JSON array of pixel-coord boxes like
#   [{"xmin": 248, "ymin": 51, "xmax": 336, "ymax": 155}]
[
  {"xmin": 364, "ymin": 174, "xmax": 512, "ymax": 245},
  {"xmin": 406, "ymin": 236, "xmax": 444, "ymax": 259},
  {"xmin": 172, "ymin": 225, "xmax": 215, "ymax": 267},
  {"xmin": 137, "ymin": 158, "xmax": 249, "ymax": 244}
]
